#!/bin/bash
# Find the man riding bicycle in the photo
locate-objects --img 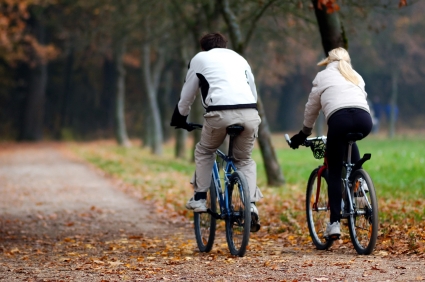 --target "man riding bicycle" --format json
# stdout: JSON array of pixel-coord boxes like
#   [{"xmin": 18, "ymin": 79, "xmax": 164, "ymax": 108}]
[{"xmin": 170, "ymin": 32, "xmax": 262, "ymax": 232}]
